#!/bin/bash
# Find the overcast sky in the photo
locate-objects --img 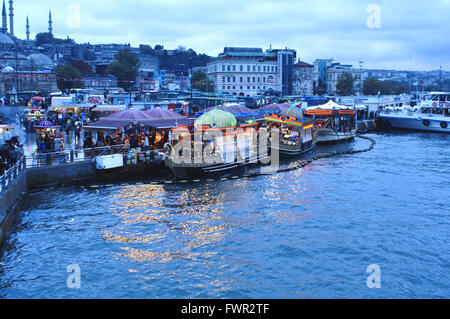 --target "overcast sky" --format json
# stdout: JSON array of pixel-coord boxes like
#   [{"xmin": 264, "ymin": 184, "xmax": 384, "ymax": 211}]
[{"xmin": 11, "ymin": 0, "xmax": 450, "ymax": 71}]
